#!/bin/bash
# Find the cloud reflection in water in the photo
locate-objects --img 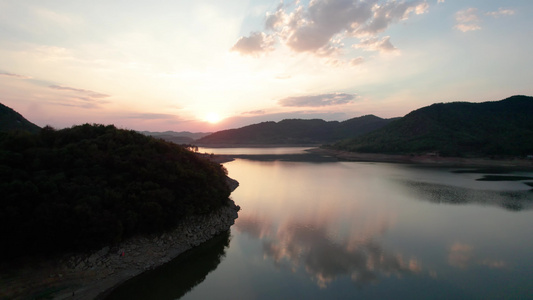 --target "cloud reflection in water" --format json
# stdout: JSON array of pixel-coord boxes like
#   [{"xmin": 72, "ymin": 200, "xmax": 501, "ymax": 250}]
[
  {"xmin": 448, "ymin": 242, "xmax": 507, "ymax": 270},
  {"xmin": 235, "ymin": 214, "xmax": 421, "ymax": 288}
]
